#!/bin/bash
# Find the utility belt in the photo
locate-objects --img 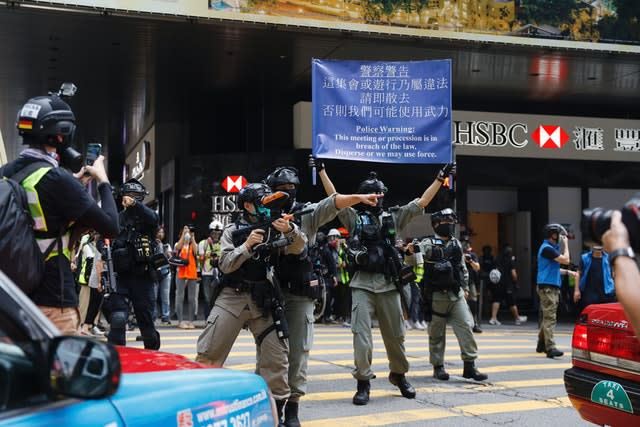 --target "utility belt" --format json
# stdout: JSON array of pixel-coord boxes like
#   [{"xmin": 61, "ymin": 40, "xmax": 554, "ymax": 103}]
[
  {"xmin": 281, "ymin": 274, "xmax": 323, "ymax": 300},
  {"xmin": 222, "ymin": 280, "xmax": 264, "ymax": 293}
]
